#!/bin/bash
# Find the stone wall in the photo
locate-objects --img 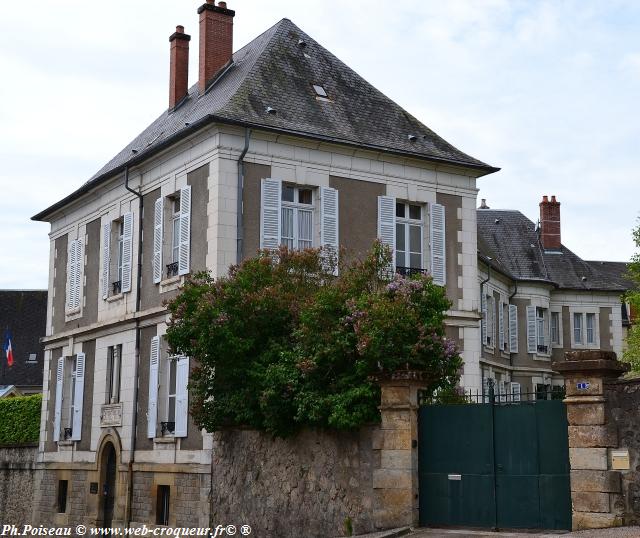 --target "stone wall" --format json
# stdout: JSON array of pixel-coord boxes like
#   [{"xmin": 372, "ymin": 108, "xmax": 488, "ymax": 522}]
[
  {"xmin": 0, "ymin": 445, "xmax": 38, "ymax": 525},
  {"xmin": 605, "ymin": 378, "xmax": 640, "ymax": 524},
  {"xmin": 210, "ymin": 427, "xmax": 377, "ymax": 538}
]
